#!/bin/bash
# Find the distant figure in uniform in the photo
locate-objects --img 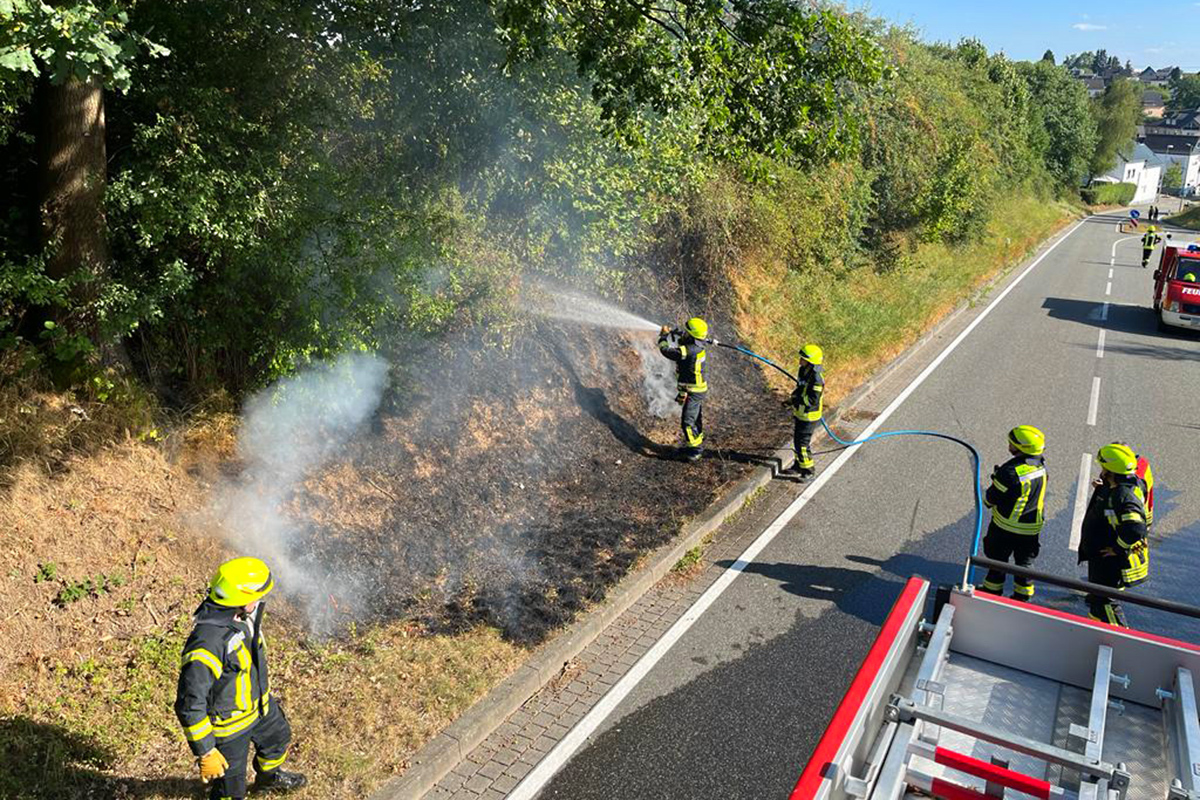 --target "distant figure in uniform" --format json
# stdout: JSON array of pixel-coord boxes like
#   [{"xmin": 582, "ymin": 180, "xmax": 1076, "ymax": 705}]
[
  {"xmin": 658, "ymin": 318, "xmax": 709, "ymax": 462},
  {"xmin": 1078, "ymin": 444, "xmax": 1149, "ymax": 627},
  {"xmin": 1142, "ymin": 226, "xmax": 1161, "ymax": 267},
  {"xmin": 978, "ymin": 426, "xmax": 1047, "ymax": 601}
]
